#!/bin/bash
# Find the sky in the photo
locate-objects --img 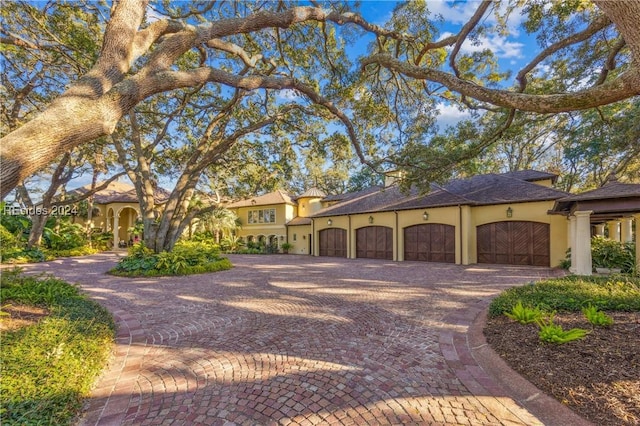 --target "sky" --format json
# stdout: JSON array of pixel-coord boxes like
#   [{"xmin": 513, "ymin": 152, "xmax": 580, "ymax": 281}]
[
  {"xmin": 63, "ymin": 1, "xmax": 544, "ymax": 193},
  {"xmin": 356, "ymin": 1, "xmax": 537, "ymax": 128}
]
